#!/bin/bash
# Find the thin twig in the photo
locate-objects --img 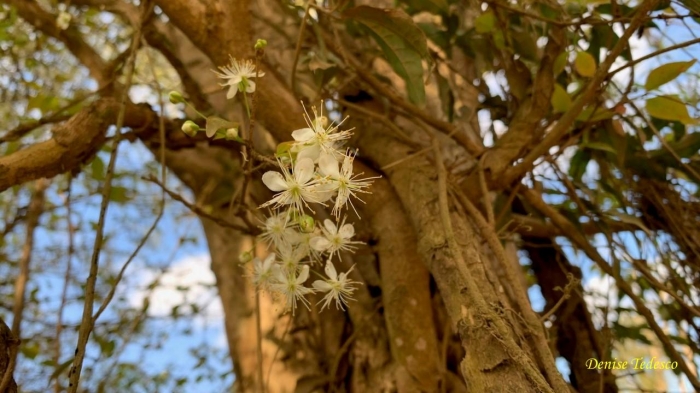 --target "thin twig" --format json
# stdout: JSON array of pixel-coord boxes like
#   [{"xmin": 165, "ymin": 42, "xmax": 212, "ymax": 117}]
[
  {"xmin": 539, "ymin": 273, "xmax": 579, "ymax": 322},
  {"xmin": 144, "ymin": 175, "xmax": 256, "ymax": 234},
  {"xmin": 67, "ymin": 3, "xmax": 147, "ymax": 390},
  {"xmin": 54, "ymin": 174, "xmax": 75, "ymax": 393},
  {"xmin": 290, "ymin": 2, "xmax": 312, "ymax": 95},
  {"xmin": 91, "ymin": 43, "xmax": 169, "ymax": 324},
  {"xmin": 10, "ymin": 179, "xmax": 47, "ymax": 338}
]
